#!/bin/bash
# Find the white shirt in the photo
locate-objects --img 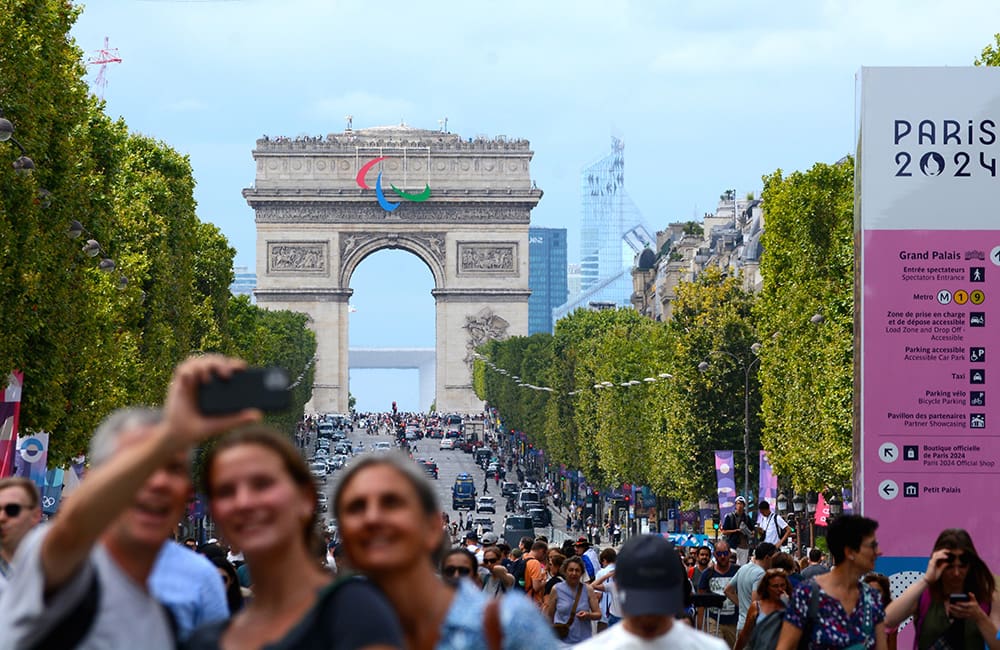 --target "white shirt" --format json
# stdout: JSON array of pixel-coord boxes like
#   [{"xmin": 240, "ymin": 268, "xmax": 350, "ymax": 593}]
[
  {"xmin": 595, "ymin": 564, "xmax": 622, "ymax": 619},
  {"xmin": 756, "ymin": 512, "xmax": 788, "ymax": 545},
  {"xmin": 573, "ymin": 618, "xmax": 730, "ymax": 649}
]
